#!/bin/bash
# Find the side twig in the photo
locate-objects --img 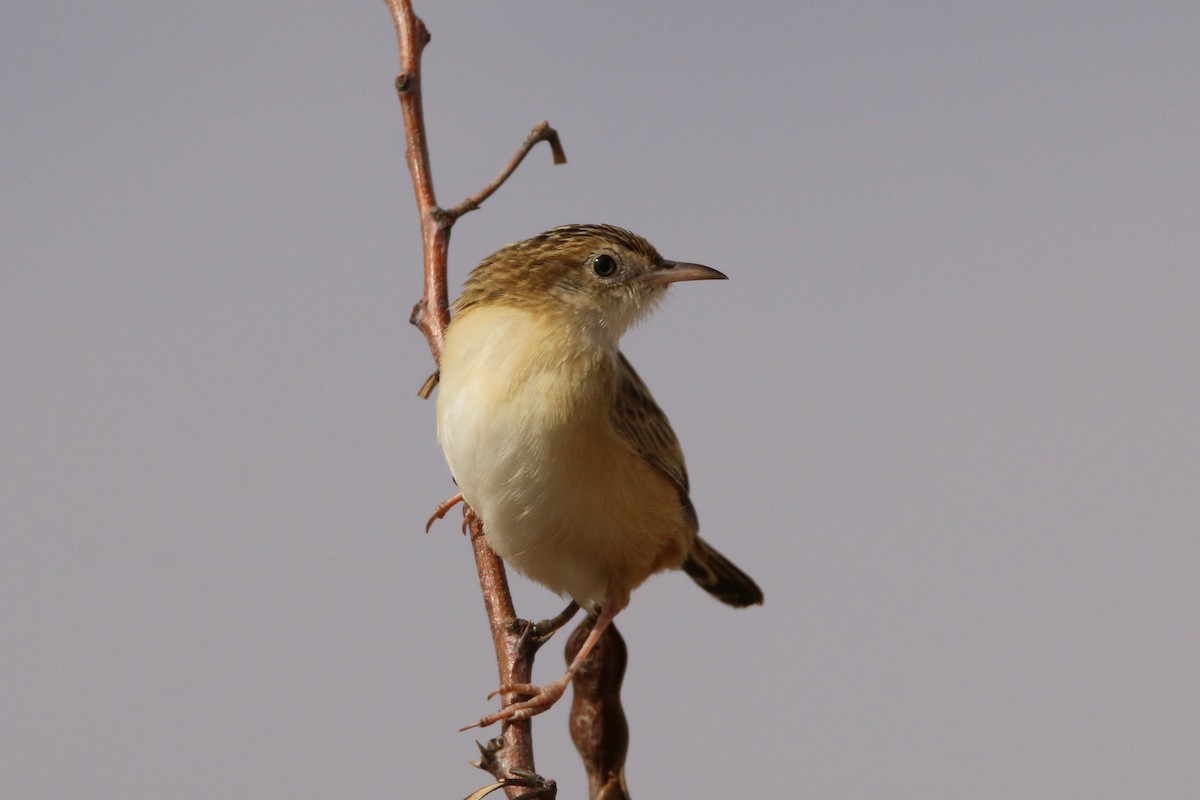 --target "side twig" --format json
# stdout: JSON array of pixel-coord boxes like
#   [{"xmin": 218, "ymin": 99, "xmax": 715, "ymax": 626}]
[{"xmin": 447, "ymin": 121, "xmax": 567, "ymax": 220}]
